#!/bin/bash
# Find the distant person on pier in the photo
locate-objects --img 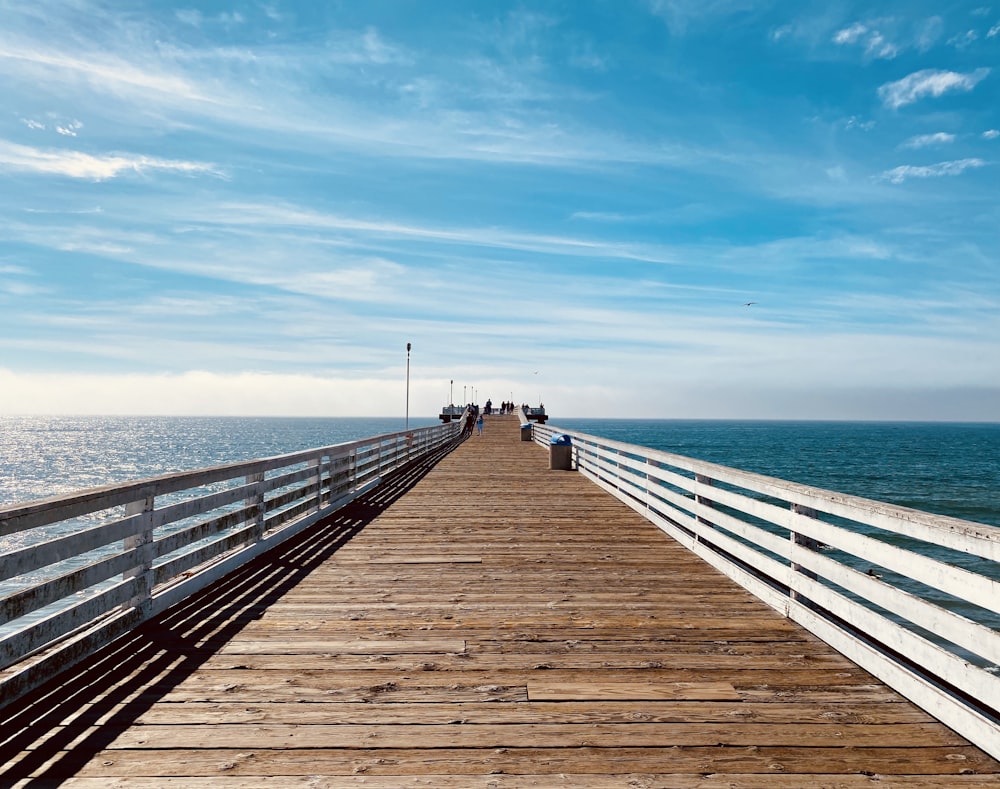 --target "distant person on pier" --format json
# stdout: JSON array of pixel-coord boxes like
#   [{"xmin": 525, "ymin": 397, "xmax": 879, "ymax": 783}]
[
  {"xmin": 463, "ymin": 411, "xmax": 476, "ymax": 437},
  {"xmin": 476, "ymin": 414, "xmax": 484, "ymax": 436}
]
